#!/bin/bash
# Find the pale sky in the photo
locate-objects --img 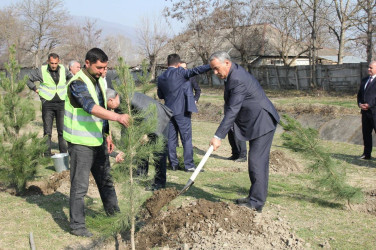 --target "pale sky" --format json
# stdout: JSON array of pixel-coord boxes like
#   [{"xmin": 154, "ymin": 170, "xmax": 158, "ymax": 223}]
[{"xmin": 0, "ymin": 0, "xmax": 180, "ymax": 30}]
